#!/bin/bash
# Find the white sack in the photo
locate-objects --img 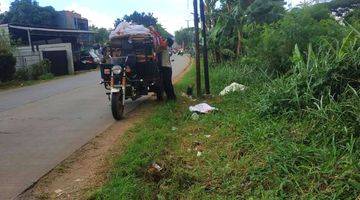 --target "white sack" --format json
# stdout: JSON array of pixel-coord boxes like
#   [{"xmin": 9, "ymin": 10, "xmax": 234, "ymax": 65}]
[
  {"xmin": 189, "ymin": 103, "xmax": 217, "ymax": 114},
  {"xmin": 109, "ymin": 22, "xmax": 151, "ymax": 39},
  {"xmin": 219, "ymin": 82, "xmax": 246, "ymax": 96}
]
